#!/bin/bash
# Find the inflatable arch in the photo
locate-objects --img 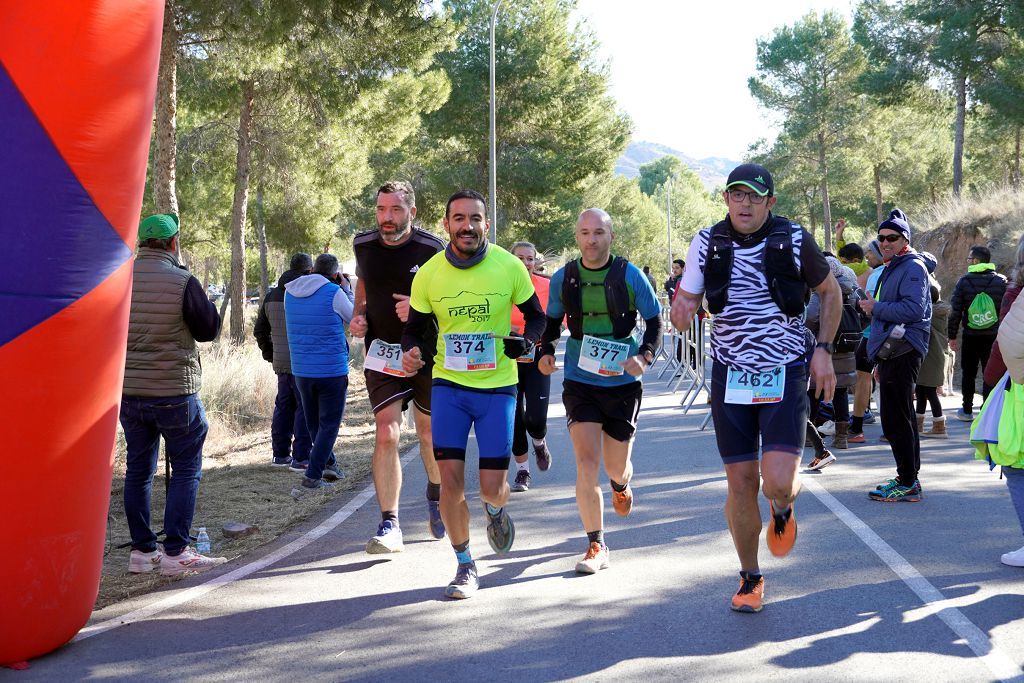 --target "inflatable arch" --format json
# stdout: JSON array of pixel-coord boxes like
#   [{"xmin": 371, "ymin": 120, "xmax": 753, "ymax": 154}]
[{"xmin": 0, "ymin": 1, "xmax": 163, "ymax": 665}]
